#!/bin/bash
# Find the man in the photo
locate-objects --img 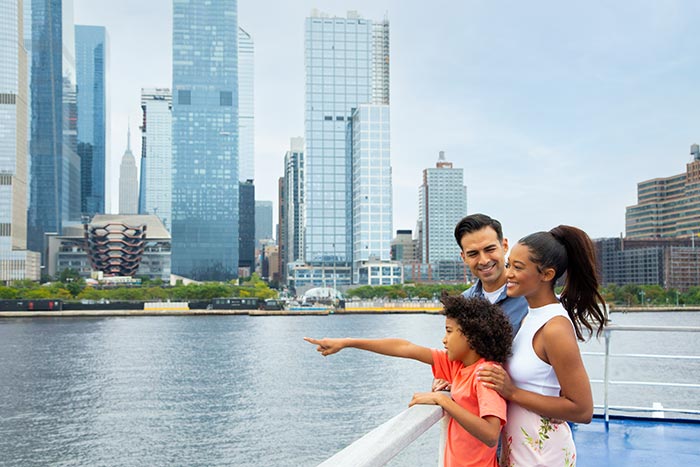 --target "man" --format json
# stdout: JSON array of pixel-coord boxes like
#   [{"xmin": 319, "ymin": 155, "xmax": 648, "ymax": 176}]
[
  {"xmin": 456, "ymin": 213, "xmax": 528, "ymax": 334},
  {"xmin": 433, "ymin": 213, "xmax": 528, "ymax": 393}
]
